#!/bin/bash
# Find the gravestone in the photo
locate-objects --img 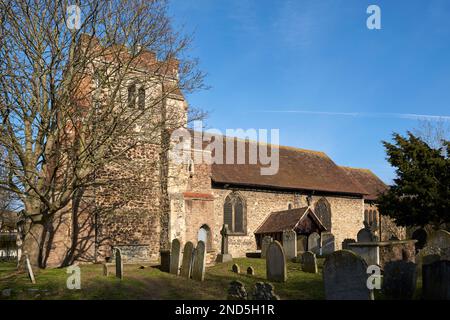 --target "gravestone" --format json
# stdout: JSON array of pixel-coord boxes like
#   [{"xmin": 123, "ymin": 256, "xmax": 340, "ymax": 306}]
[
  {"xmin": 228, "ymin": 280, "xmax": 247, "ymax": 300},
  {"xmin": 422, "ymin": 260, "xmax": 450, "ymax": 300},
  {"xmin": 321, "ymin": 233, "xmax": 335, "ymax": 255},
  {"xmin": 247, "ymin": 266, "xmax": 255, "ymax": 275},
  {"xmin": 266, "ymin": 241, "xmax": 287, "ymax": 282},
  {"xmin": 252, "ymin": 282, "xmax": 280, "ymax": 300},
  {"xmin": 282, "ymin": 230, "xmax": 297, "ymax": 260},
  {"xmin": 382, "ymin": 260, "xmax": 417, "ymax": 300},
  {"xmin": 308, "ymin": 232, "xmax": 320, "ymax": 254},
  {"xmin": 103, "ymin": 263, "xmax": 109, "ymax": 276},
  {"xmin": 115, "ymin": 248, "xmax": 123, "ymax": 279},
  {"xmin": 426, "ymin": 229, "xmax": 450, "ymax": 254},
  {"xmin": 342, "ymin": 239, "xmax": 356, "ymax": 250},
  {"xmin": 216, "ymin": 224, "xmax": 233, "ymax": 263},
  {"xmin": 170, "ymin": 239, "xmax": 182, "ymax": 275},
  {"xmin": 297, "ymin": 235, "xmax": 307, "ymax": 253},
  {"xmin": 261, "ymin": 236, "xmax": 273, "ymax": 259},
  {"xmin": 302, "ymin": 251, "xmax": 318, "ymax": 273},
  {"xmin": 323, "ymin": 250, "xmax": 373, "ymax": 300},
  {"xmin": 232, "ymin": 263, "xmax": 240, "ymax": 274},
  {"xmin": 25, "ymin": 255, "xmax": 36, "ymax": 284},
  {"xmin": 357, "ymin": 228, "xmax": 375, "ymax": 242},
  {"xmin": 180, "ymin": 241, "xmax": 194, "ymax": 279},
  {"xmin": 192, "ymin": 241, "xmax": 206, "ymax": 281}
]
